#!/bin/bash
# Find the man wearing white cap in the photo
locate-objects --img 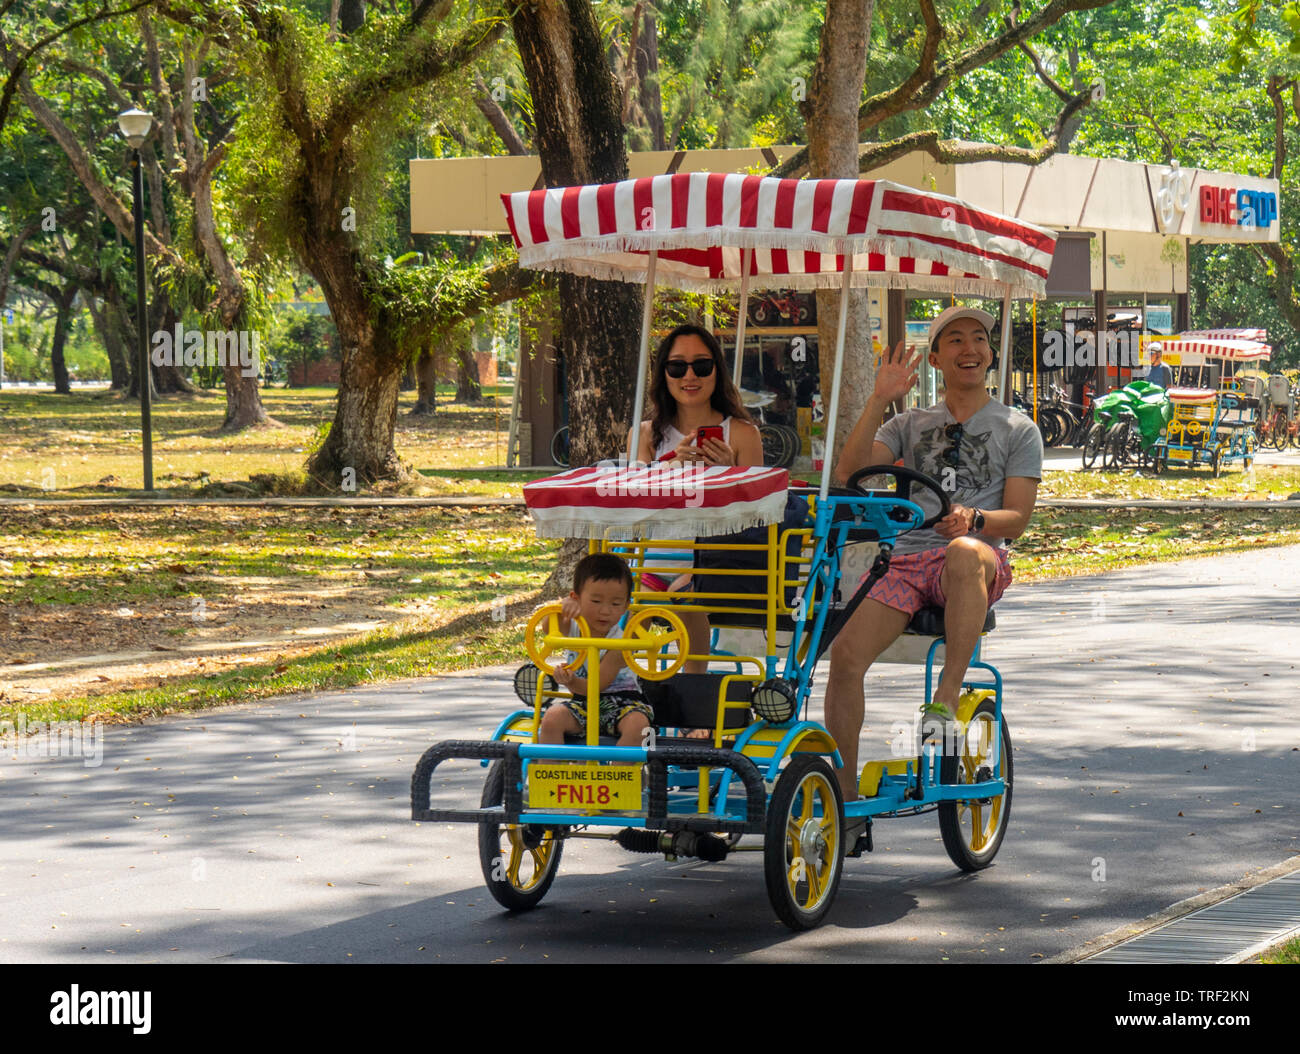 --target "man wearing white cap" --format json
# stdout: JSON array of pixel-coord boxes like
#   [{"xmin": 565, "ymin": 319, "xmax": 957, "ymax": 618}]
[{"xmin": 825, "ymin": 305, "xmax": 1043, "ymax": 800}]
